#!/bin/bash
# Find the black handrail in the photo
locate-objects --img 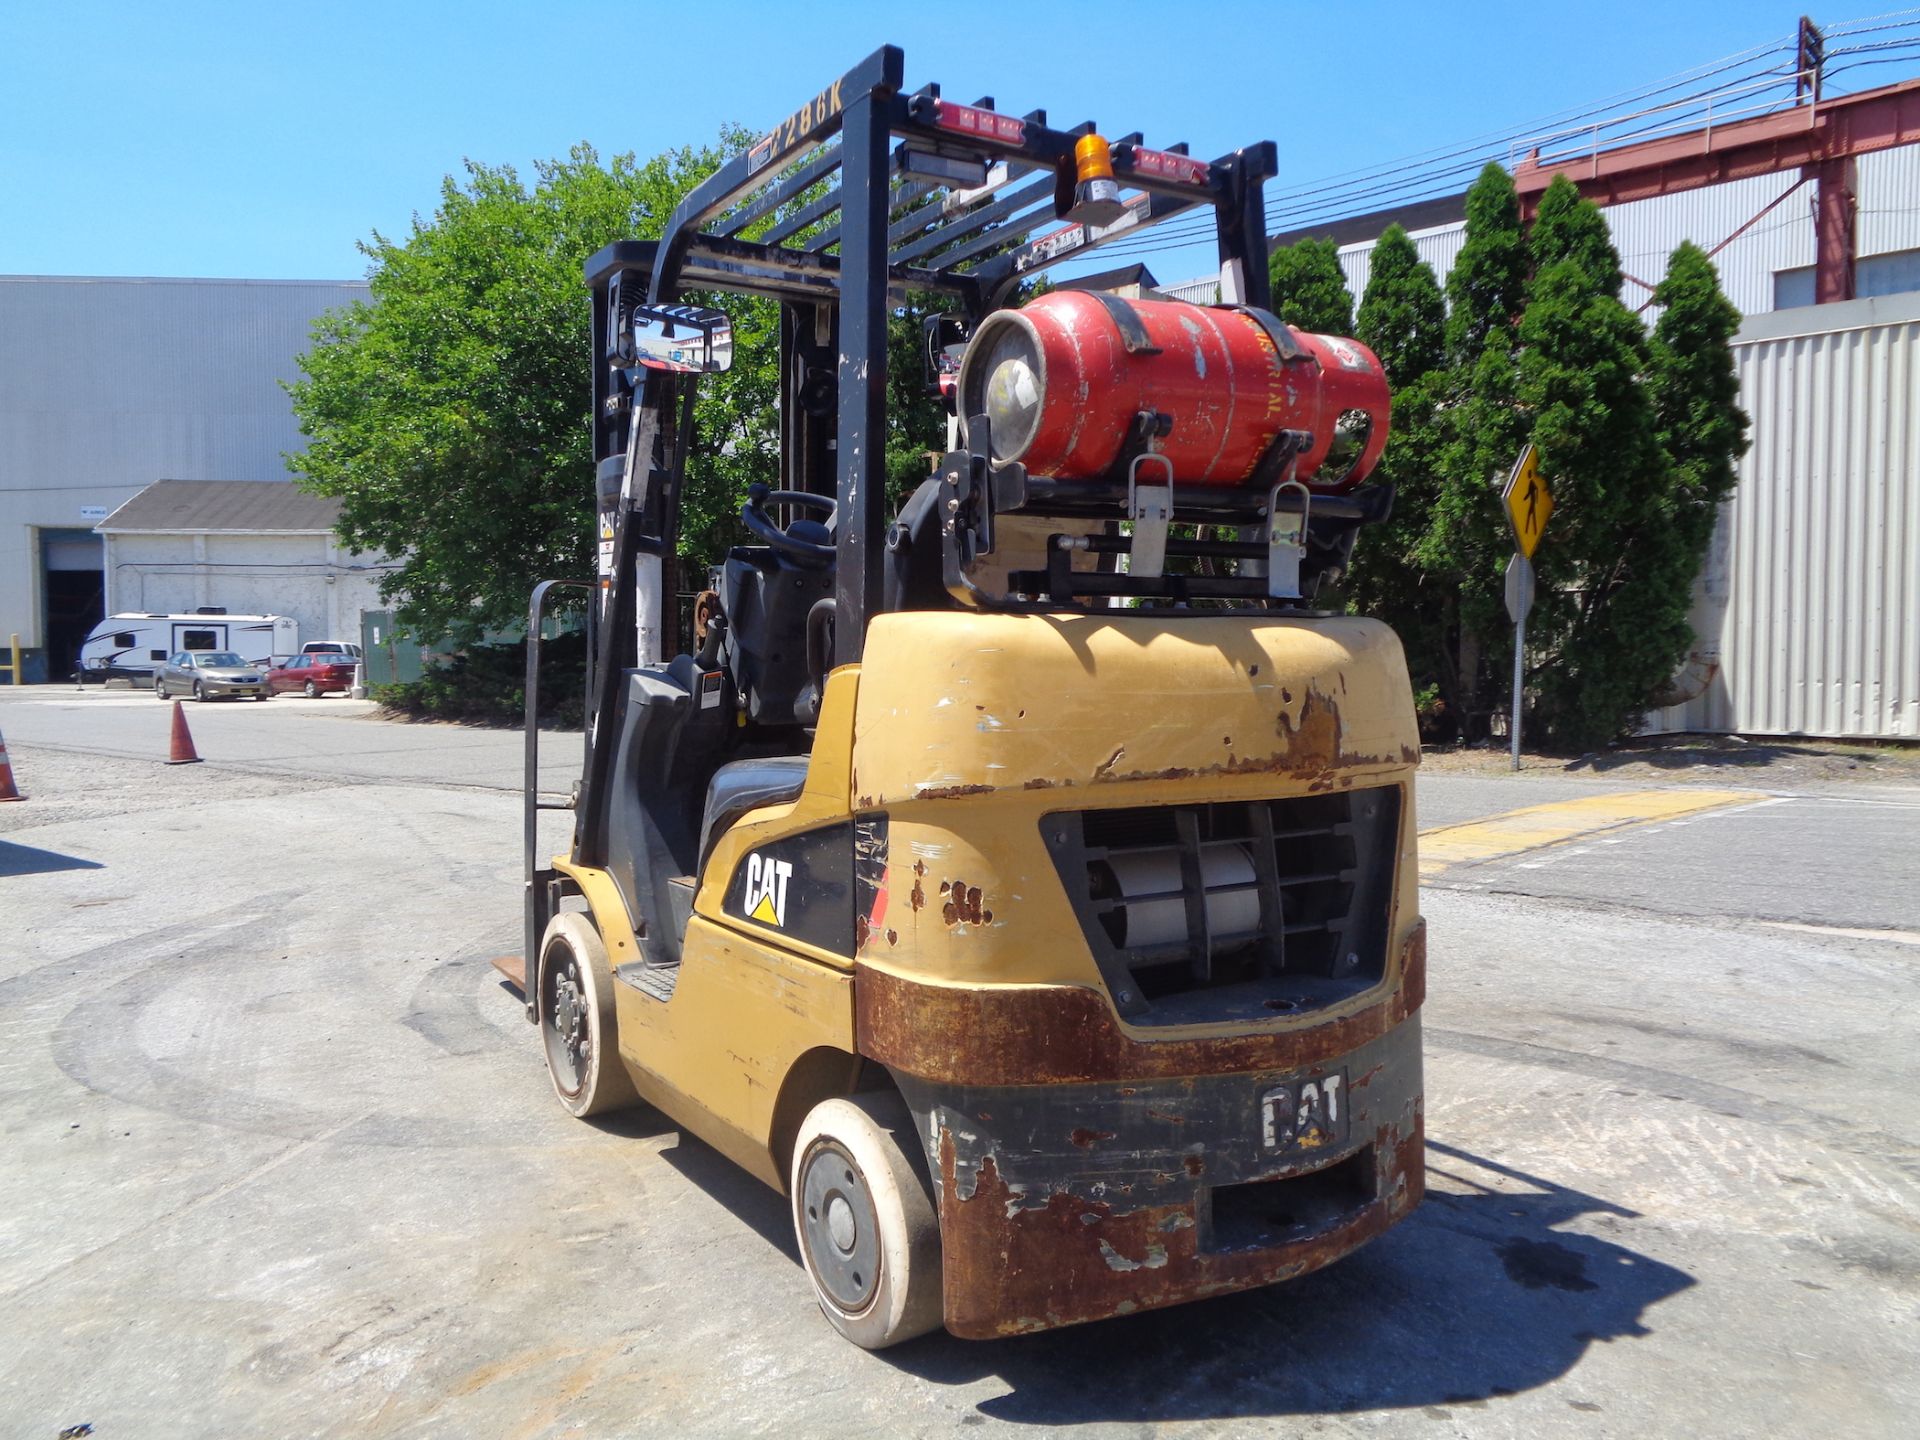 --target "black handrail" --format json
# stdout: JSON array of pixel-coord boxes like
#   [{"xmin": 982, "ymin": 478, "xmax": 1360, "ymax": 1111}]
[{"xmin": 522, "ymin": 577, "xmax": 590, "ymax": 1021}]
